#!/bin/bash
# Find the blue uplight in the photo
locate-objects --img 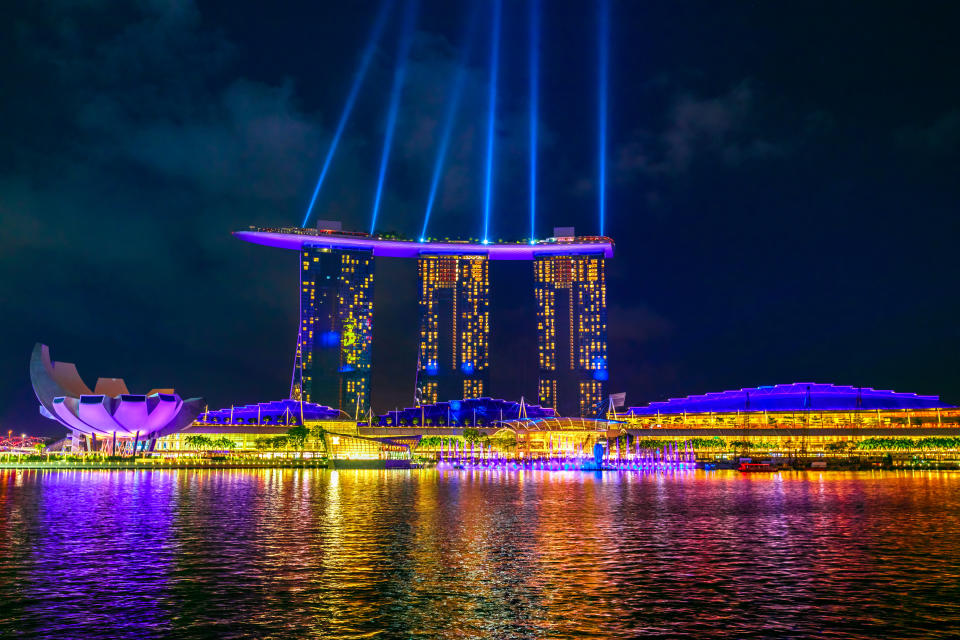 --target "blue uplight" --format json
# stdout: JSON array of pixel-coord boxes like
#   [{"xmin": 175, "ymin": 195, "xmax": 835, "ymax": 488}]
[
  {"xmin": 461, "ymin": 361, "xmax": 475, "ymax": 374},
  {"xmin": 301, "ymin": 0, "xmax": 395, "ymax": 228},
  {"xmin": 370, "ymin": 0, "xmax": 419, "ymax": 235},
  {"xmin": 419, "ymin": 7, "xmax": 479, "ymax": 241},
  {"xmin": 597, "ymin": 0, "xmax": 609, "ymax": 236},
  {"xmin": 482, "ymin": 0, "xmax": 502, "ymax": 244},
  {"xmin": 320, "ymin": 331, "xmax": 340, "ymax": 348},
  {"xmin": 529, "ymin": 0, "xmax": 540, "ymax": 244}
]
